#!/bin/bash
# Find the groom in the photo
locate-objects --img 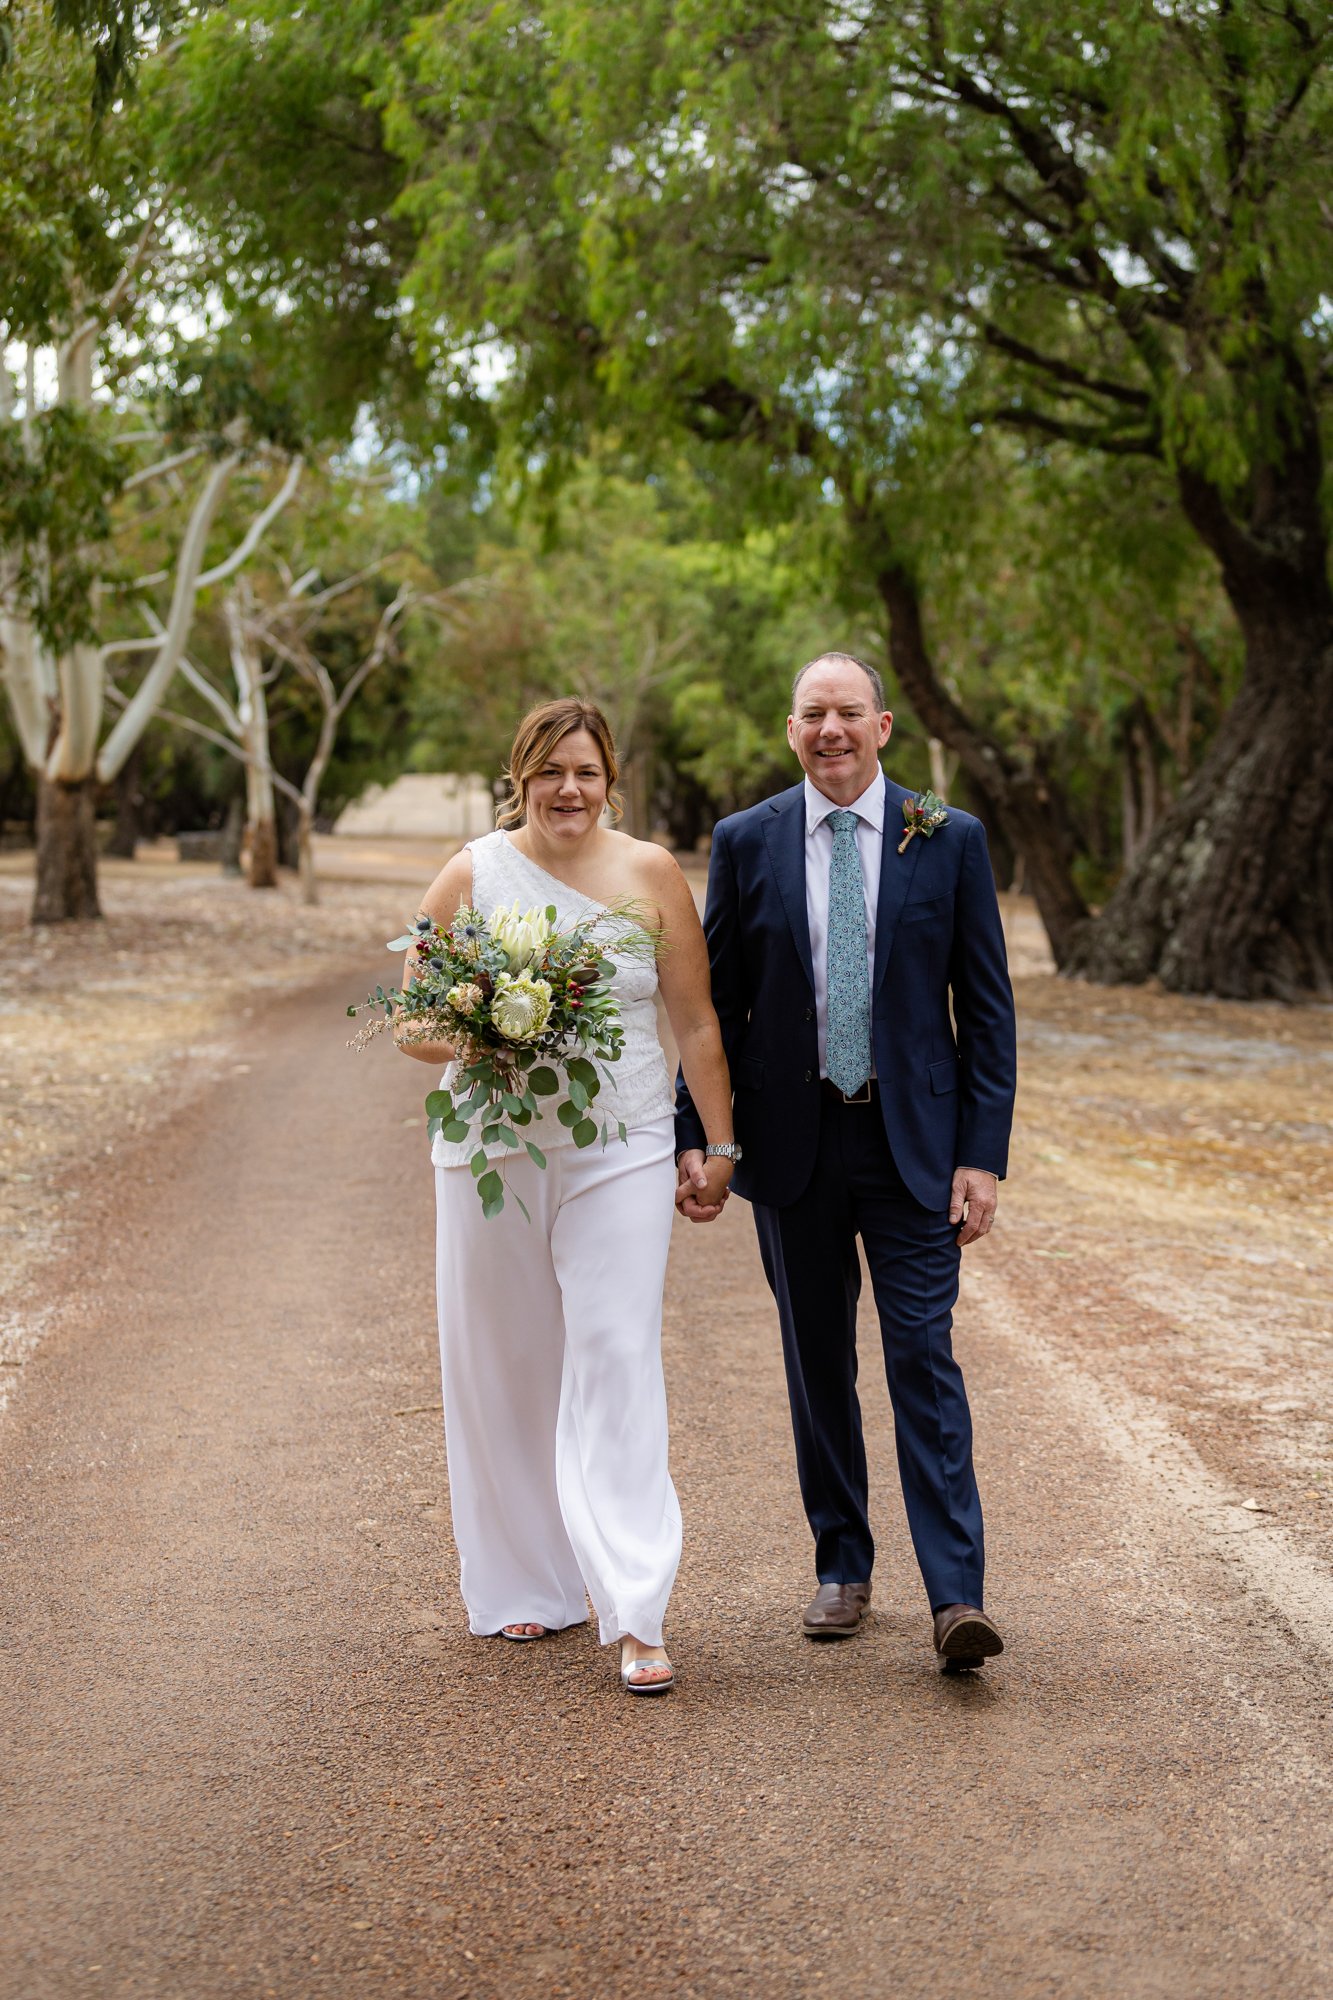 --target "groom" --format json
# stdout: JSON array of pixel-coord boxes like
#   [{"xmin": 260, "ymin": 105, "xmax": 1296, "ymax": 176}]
[{"xmin": 675, "ymin": 653, "xmax": 1017, "ymax": 1670}]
